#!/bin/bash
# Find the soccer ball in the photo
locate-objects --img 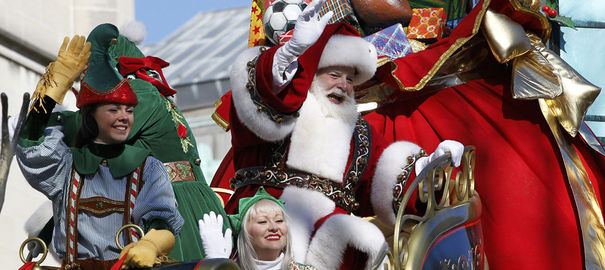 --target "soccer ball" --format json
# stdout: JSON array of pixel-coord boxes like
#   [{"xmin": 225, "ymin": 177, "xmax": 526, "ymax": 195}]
[{"xmin": 263, "ymin": 0, "xmax": 307, "ymax": 45}]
